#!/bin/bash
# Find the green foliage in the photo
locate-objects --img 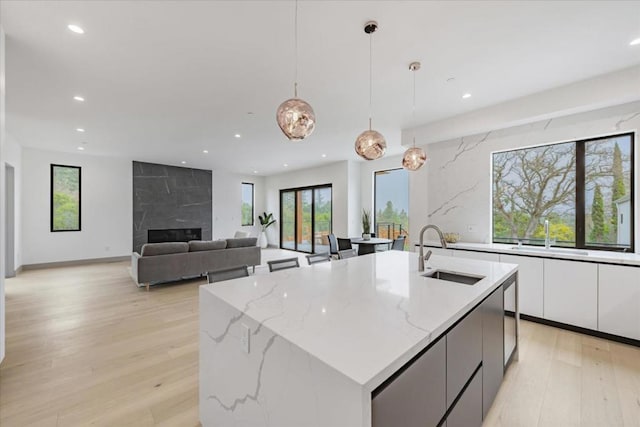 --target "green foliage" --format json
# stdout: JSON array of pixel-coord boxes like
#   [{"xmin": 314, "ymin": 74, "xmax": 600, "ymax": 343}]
[
  {"xmin": 241, "ymin": 203, "xmax": 253, "ymax": 226},
  {"xmin": 610, "ymin": 142, "xmax": 625, "ymax": 235},
  {"xmin": 258, "ymin": 212, "xmax": 276, "ymax": 231},
  {"xmin": 362, "ymin": 209, "xmax": 371, "ymax": 234},
  {"xmin": 589, "ymin": 184, "xmax": 606, "ymax": 242},
  {"xmin": 52, "ymin": 166, "xmax": 80, "ymax": 231}
]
